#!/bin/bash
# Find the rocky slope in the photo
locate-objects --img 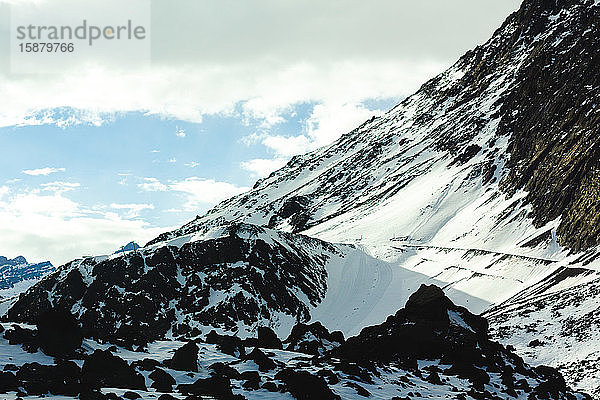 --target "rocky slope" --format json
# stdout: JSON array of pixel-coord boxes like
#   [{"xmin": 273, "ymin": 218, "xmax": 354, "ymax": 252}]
[
  {"xmin": 0, "ymin": 285, "xmax": 591, "ymax": 399},
  {"xmin": 4, "ymin": 223, "xmax": 346, "ymax": 345}
]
